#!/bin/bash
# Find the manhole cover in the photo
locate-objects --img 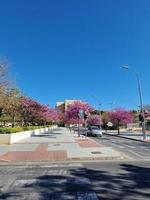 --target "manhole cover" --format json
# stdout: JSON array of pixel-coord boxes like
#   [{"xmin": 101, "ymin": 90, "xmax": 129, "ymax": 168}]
[
  {"xmin": 91, "ymin": 152, "xmax": 101, "ymax": 154},
  {"xmin": 54, "ymin": 144, "xmax": 61, "ymax": 146}
]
